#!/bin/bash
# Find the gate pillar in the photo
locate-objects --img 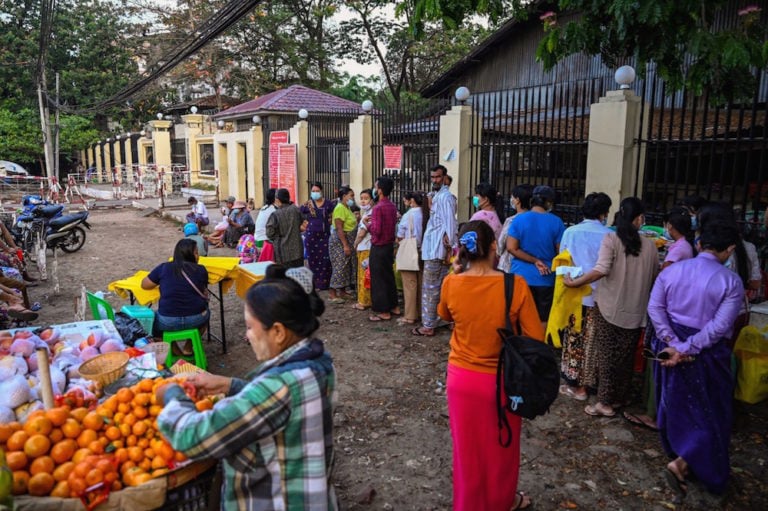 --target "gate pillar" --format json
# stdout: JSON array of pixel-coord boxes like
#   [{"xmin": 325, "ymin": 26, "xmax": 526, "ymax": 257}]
[
  {"xmin": 349, "ymin": 114, "xmax": 374, "ymax": 194},
  {"xmin": 439, "ymin": 104, "xmax": 481, "ymax": 221}
]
